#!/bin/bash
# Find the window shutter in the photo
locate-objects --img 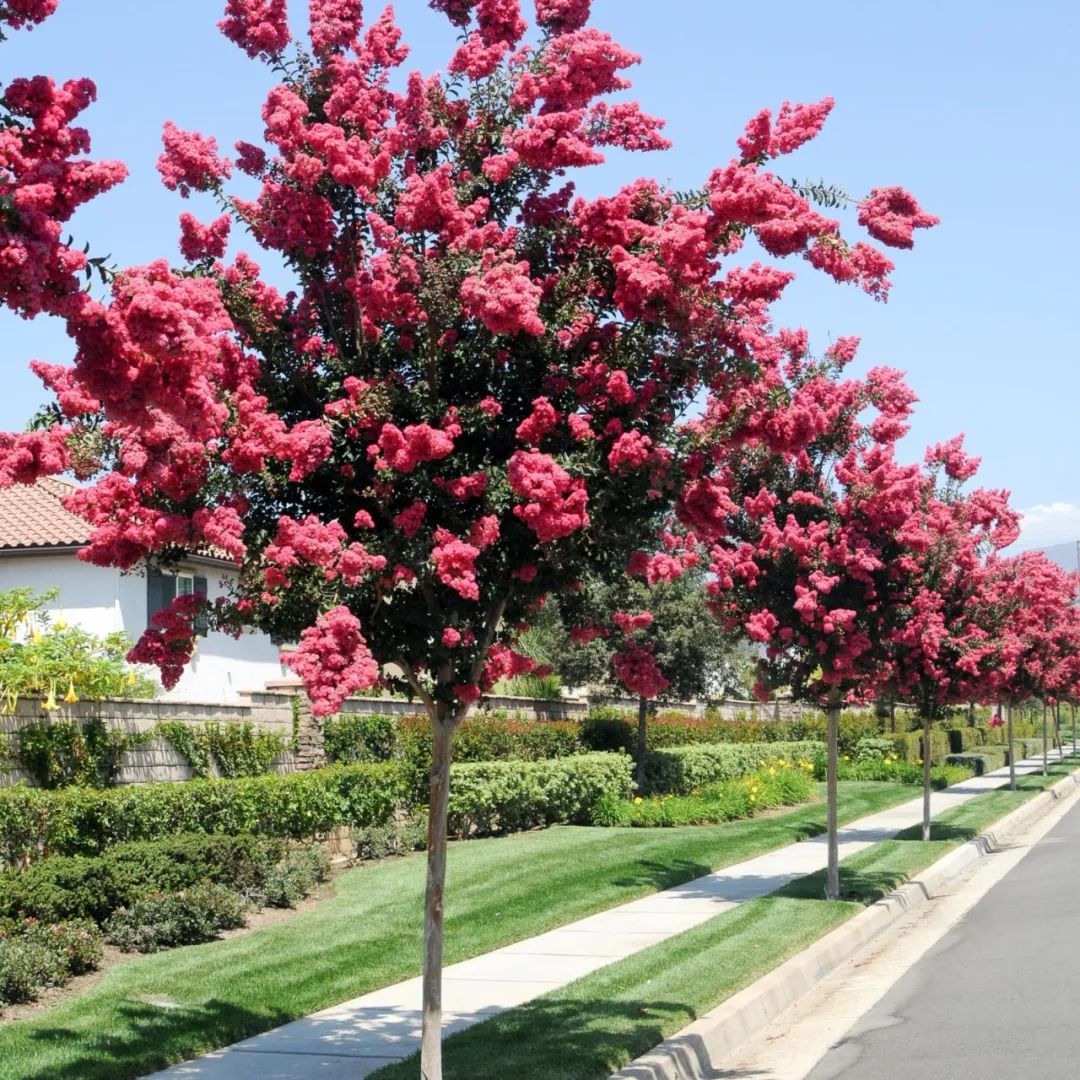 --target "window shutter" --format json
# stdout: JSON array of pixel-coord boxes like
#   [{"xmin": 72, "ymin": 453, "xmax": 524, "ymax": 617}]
[
  {"xmin": 146, "ymin": 569, "xmax": 175, "ymax": 626},
  {"xmin": 193, "ymin": 575, "xmax": 210, "ymax": 637}
]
